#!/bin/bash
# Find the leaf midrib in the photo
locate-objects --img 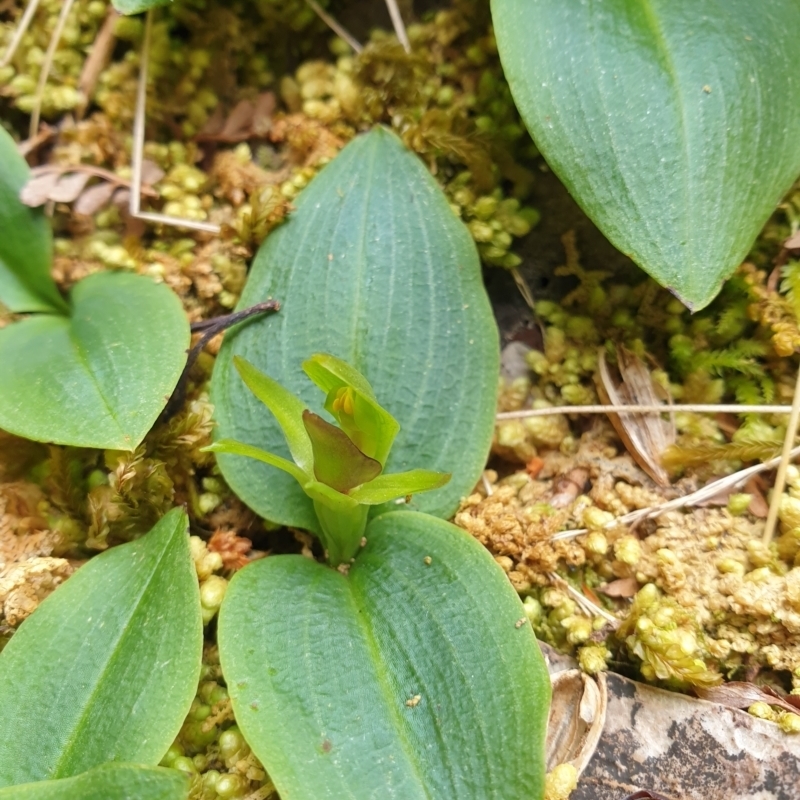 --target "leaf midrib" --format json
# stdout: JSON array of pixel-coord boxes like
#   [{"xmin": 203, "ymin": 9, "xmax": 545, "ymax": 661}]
[
  {"xmin": 48, "ymin": 524, "xmax": 178, "ymax": 778},
  {"xmin": 638, "ymin": 0, "xmax": 692, "ymax": 281},
  {"xmin": 67, "ymin": 317, "xmax": 126, "ymax": 440},
  {"xmin": 346, "ymin": 573, "xmax": 432, "ymax": 800}
]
